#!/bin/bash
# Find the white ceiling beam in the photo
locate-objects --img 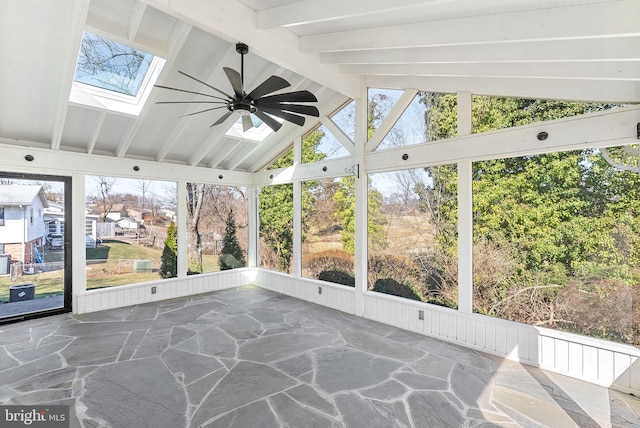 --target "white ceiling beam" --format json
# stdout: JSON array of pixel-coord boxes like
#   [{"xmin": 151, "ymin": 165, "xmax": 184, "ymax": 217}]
[
  {"xmin": 256, "ymin": 0, "xmax": 450, "ymax": 29},
  {"xmin": 0, "ymin": 142, "xmax": 253, "ymax": 187},
  {"xmin": 341, "ymin": 61, "xmax": 640, "ymax": 81},
  {"xmin": 116, "ymin": 21, "xmax": 191, "ymax": 158},
  {"xmin": 321, "ymin": 37, "xmax": 640, "ymax": 64},
  {"xmin": 127, "ymin": 2, "xmax": 146, "ymax": 41},
  {"xmin": 366, "ymin": 89, "xmax": 419, "ymax": 152},
  {"xmin": 86, "ymin": 112, "xmax": 106, "ymax": 155},
  {"xmin": 300, "ymin": 1, "xmax": 639, "ymax": 52},
  {"xmin": 366, "ymin": 75, "xmax": 640, "ymax": 104},
  {"xmin": 50, "ymin": 0, "xmax": 91, "ymax": 151},
  {"xmin": 141, "ymin": 0, "xmax": 359, "ymax": 98},
  {"xmin": 207, "ymin": 140, "xmax": 244, "ymax": 169},
  {"xmin": 366, "ymin": 105, "xmax": 640, "ymax": 172}
]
